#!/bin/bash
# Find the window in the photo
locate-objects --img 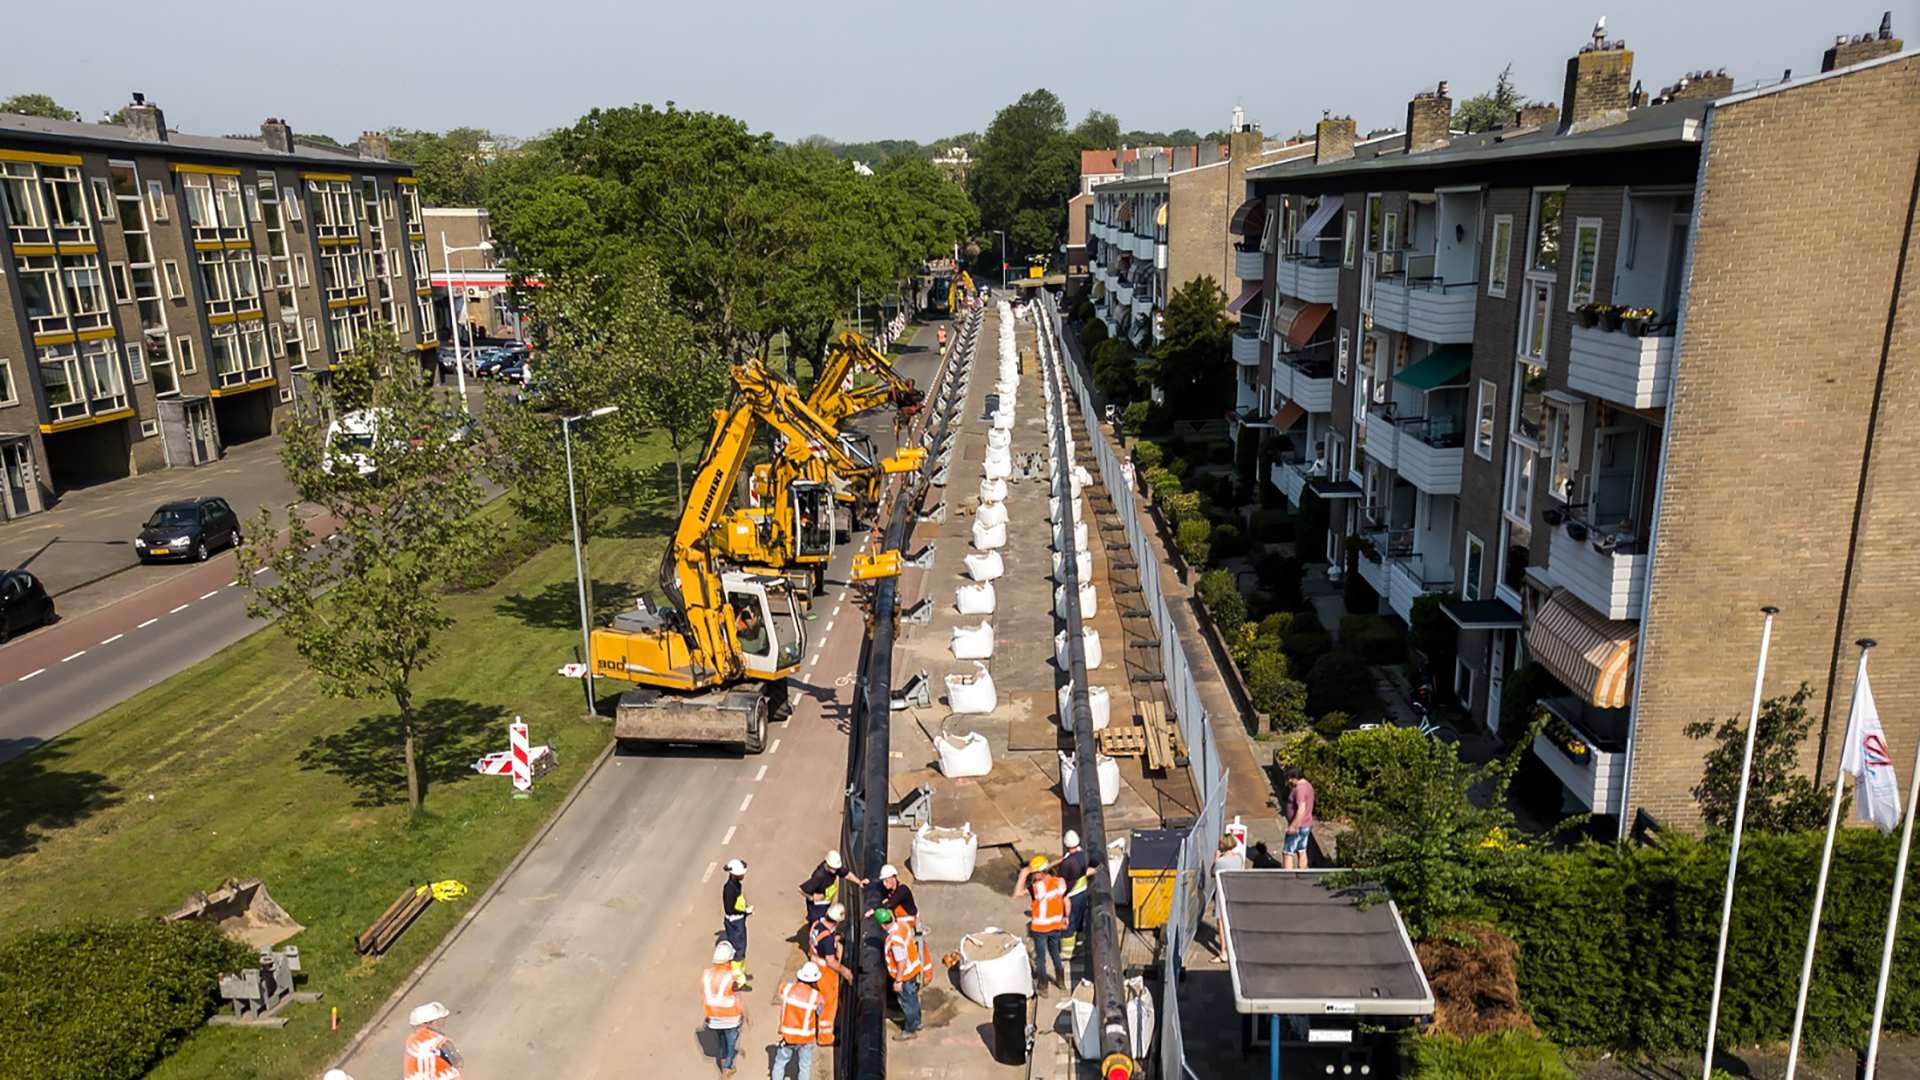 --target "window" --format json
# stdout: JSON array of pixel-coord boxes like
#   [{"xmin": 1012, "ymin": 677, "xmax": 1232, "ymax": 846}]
[
  {"xmin": 36, "ymin": 339, "xmax": 125, "ymax": 420},
  {"xmin": 109, "ymin": 261, "xmax": 131, "ymax": 305},
  {"xmin": 308, "ymin": 179, "xmax": 358, "ymax": 239},
  {"xmin": 266, "ymin": 322, "xmax": 285, "ymax": 358},
  {"xmin": 1503, "ymin": 446, "xmax": 1535, "ymax": 524},
  {"xmin": 150, "ymin": 338, "xmax": 178, "ymax": 396},
  {"xmin": 303, "ymin": 317, "xmax": 320, "ymax": 351},
  {"xmin": 1342, "ymin": 210, "xmax": 1358, "ymax": 268},
  {"xmin": 244, "ymin": 183, "xmax": 261, "ymax": 222},
  {"xmin": 147, "ymin": 179, "xmax": 168, "ymax": 221},
  {"xmin": 1463, "ymin": 533, "xmax": 1485, "ymax": 601},
  {"xmin": 126, "ymin": 343, "xmax": 147, "ymax": 384},
  {"xmin": 1568, "ymin": 218, "xmax": 1602, "ymax": 308},
  {"xmin": 1529, "ymin": 190, "xmax": 1565, "ymax": 273},
  {"xmin": 182, "ymin": 173, "xmax": 218, "ymax": 230},
  {"xmin": 90, "ymin": 177, "xmax": 115, "ymax": 221},
  {"xmin": 1381, "ymin": 210, "xmax": 1399, "ymax": 270},
  {"xmin": 0, "ymin": 359, "xmax": 15, "ymax": 406},
  {"xmin": 1486, "ymin": 215, "xmax": 1513, "ymax": 297},
  {"xmin": 294, "ymin": 253, "xmax": 310, "ymax": 287},
  {"xmin": 1518, "ymin": 280, "xmax": 1551, "ymax": 362},
  {"xmin": 1545, "ymin": 399, "xmax": 1584, "ymax": 502},
  {"xmin": 40, "ymin": 165, "xmax": 90, "ymax": 240},
  {"xmin": 415, "ymin": 297, "xmax": 435, "ymax": 339},
  {"xmin": 16, "ymin": 256, "xmax": 64, "ymax": 333},
  {"xmin": 1366, "ymin": 195, "xmax": 1383, "ymax": 252},
  {"xmin": 1337, "ymin": 328, "xmax": 1350, "ymax": 383},
  {"xmin": 400, "ymin": 183, "xmax": 422, "ymax": 232},
  {"xmin": 408, "ymin": 240, "xmax": 429, "ymax": 281},
  {"xmin": 1475, "ymin": 379, "xmax": 1497, "ymax": 459},
  {"xmin": 176, "ymin": 336, "xmax": 198, "ymax": 375},
  {"xmin": 1511, "ymin": 360, "xmax": 1546, "ymax": 443},
  {"xmin": 362, "ymin": 178, "xmax": 382, "ymax": 226},
  {"xmin": 283, "ymin": 186, "xmax": 302, "ymax": 221},
  {"xmin": 396, "ymin": 302, "xmax": 410, "ymax": 333},
  {"xmin": 60, "ymin": 256, "xmax": 110, "ymax": 331},
  {"xmin": 1498, "ymin": 518, "xmax": 1532, "ymax": 595},
  {"xmin": 1, "ymin": 162, "xmax": 47, "ymax": 244},
  {"xmin": 162, "ymin": 260, "xmax": 184, "ymax": 299}
]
